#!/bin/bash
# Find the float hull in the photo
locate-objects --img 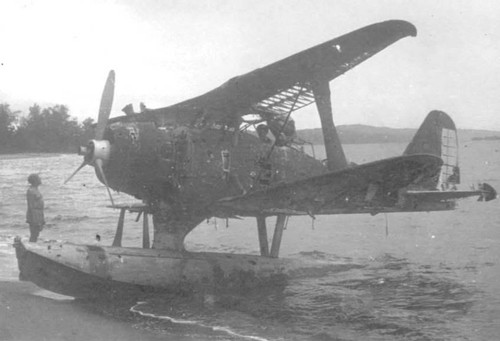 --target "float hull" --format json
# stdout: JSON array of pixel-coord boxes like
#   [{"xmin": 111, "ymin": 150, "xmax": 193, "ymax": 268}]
[{"xmin": 14, "ymin": 239, "xmax": 296, "ymax": 298}]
